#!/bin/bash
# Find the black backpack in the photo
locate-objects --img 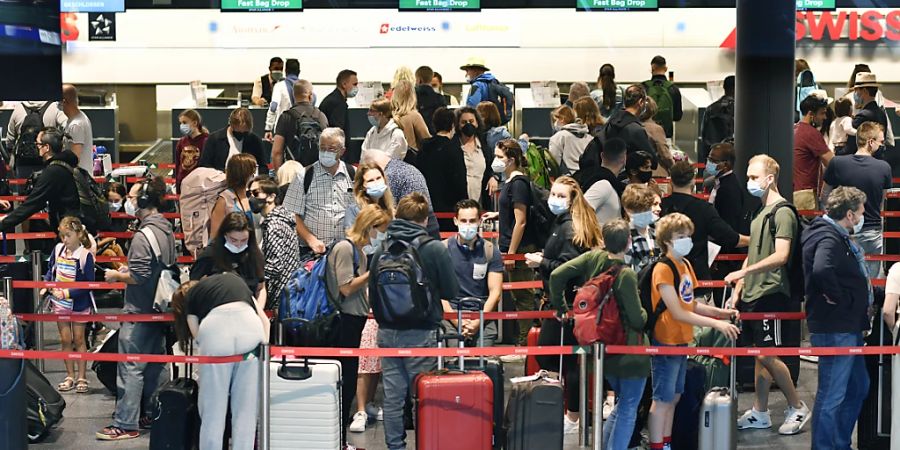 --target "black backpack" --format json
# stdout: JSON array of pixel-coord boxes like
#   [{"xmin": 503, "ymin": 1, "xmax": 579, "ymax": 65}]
[
  {"xmin": 484, "ymin": 80, "xmax": 515, "ymax": 125},
  {"xmin": 14, "ymin": 102, "xmax": 51, "ymax": 166},
  {"xmin": 510, "ymin": 175, "xmax": 554, "ymax": 249},
  {"xmin": 370, "ymin": 236, "xmax": 436, "ymax": 327},
  {"xmin": 637, "ymin": 256, "xmax": 680, "ymax": 336},
  {"xmin": 758, "ymin": 202, "xmax": 806, "ymax": 301},
  {"xmin": 701, "ymin": 96, "xmax": 735, "ymax": 150},
  {"xmin": 286, "ymin": 109, "xmax": 324, "ymax": 167},
  {"xmin": 49, "ymin": 160, "xmax": 111, "ymax": 234}
]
